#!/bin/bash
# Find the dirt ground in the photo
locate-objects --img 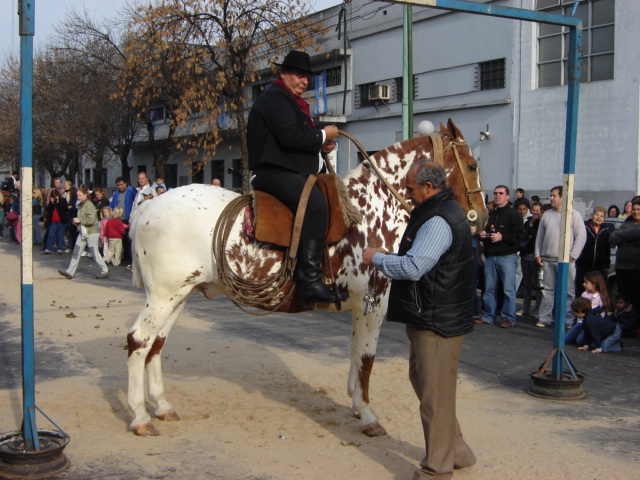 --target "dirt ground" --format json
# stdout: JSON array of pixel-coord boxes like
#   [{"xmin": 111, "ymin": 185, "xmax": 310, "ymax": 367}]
[{"xmin": 1, "ymin": 240, "xmax": 639, "ymax": 479}]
